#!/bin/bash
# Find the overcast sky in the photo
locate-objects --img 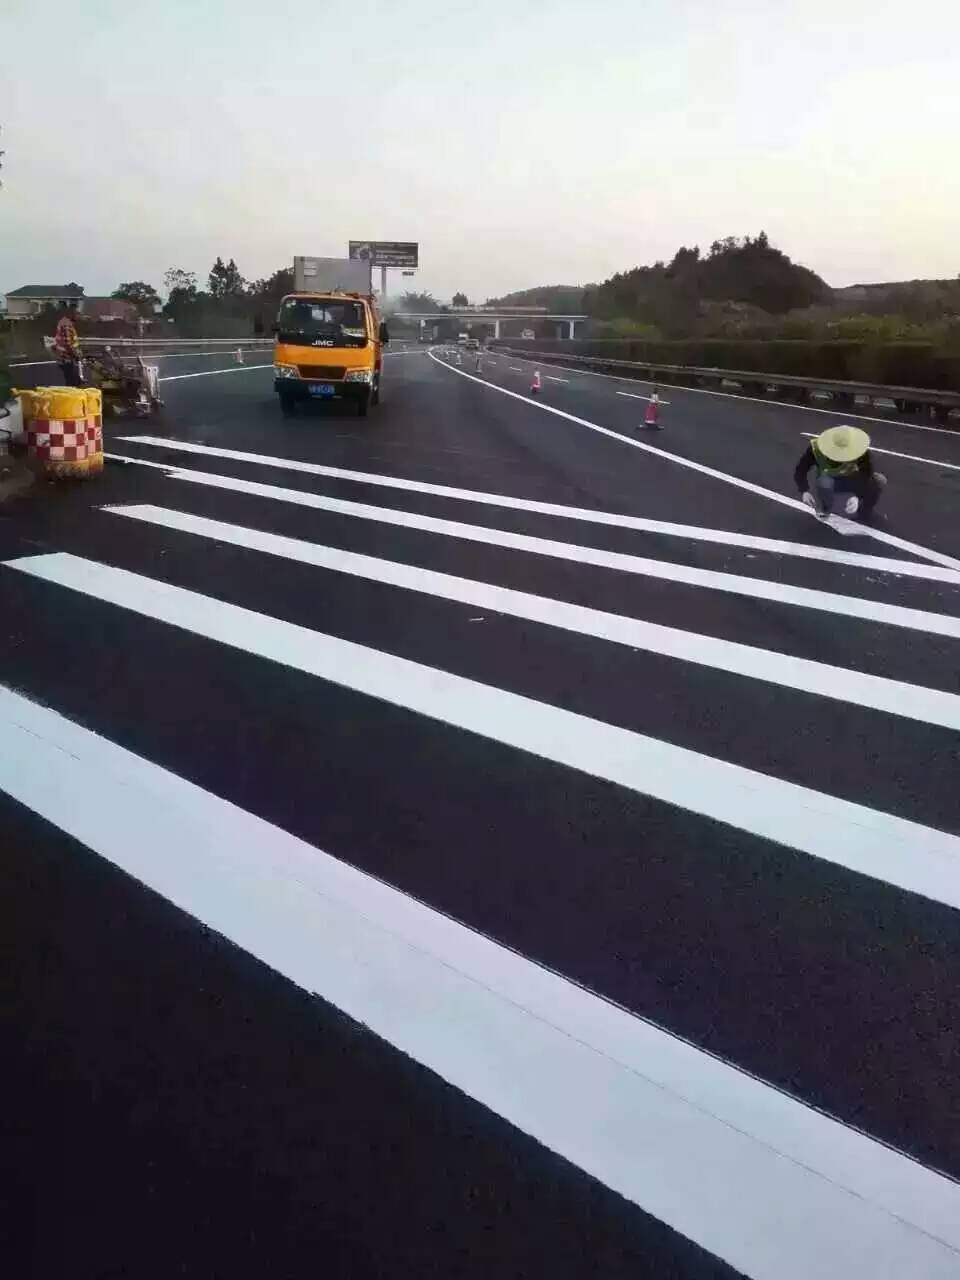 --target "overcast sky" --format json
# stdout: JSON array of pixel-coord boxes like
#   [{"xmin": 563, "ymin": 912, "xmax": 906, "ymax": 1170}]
[{"xmin": 2, "ymin": 0, "xmax": 958, "ymax": 301}]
